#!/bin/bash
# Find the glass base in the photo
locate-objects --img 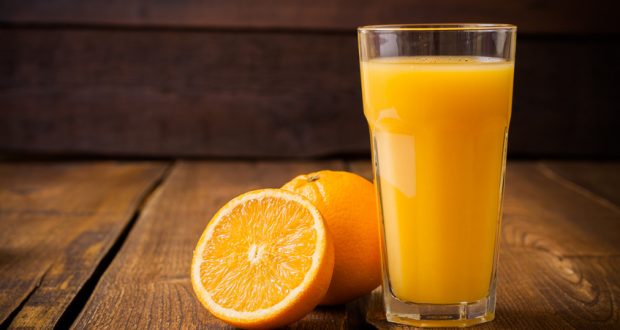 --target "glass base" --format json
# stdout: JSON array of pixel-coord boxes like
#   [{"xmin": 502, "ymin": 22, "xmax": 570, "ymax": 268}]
[{"xmin": 384, "ymin": 290, "xmax": 496, "ymax": 328}]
